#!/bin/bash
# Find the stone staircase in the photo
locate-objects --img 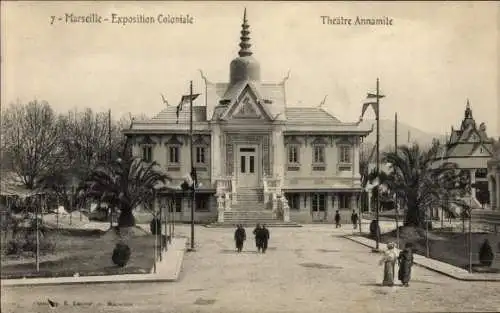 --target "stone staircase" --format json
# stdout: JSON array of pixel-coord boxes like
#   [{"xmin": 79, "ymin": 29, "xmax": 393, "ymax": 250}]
[
  {"xmin": 208, "ymin": 187, "xmax": 301, "ymax": 228},
  {"xmin": 234, "ymin": 187, "xmax": 264, "ymax": 211}
]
